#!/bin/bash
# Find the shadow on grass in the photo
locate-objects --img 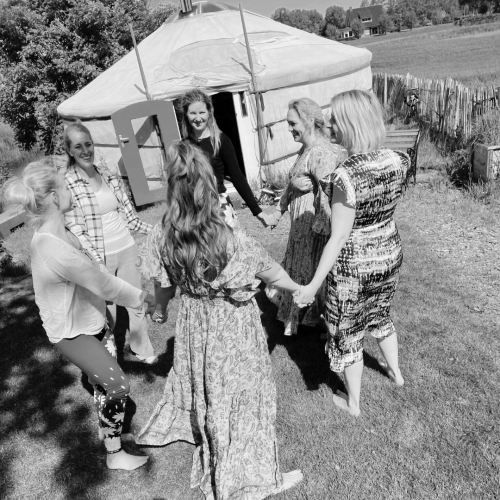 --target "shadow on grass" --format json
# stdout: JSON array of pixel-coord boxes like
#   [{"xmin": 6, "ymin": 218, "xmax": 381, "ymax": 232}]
[
  {"xmin": 0, "ymin": 273, "xmax": 109, "ymax": 498},
  {"xmin": 0, "ymin": 274, "xmax": 167, "ymax": 499},
  {"xmin": 256, "ymin": 287, "xmax": 393, "ymax": 396}
]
